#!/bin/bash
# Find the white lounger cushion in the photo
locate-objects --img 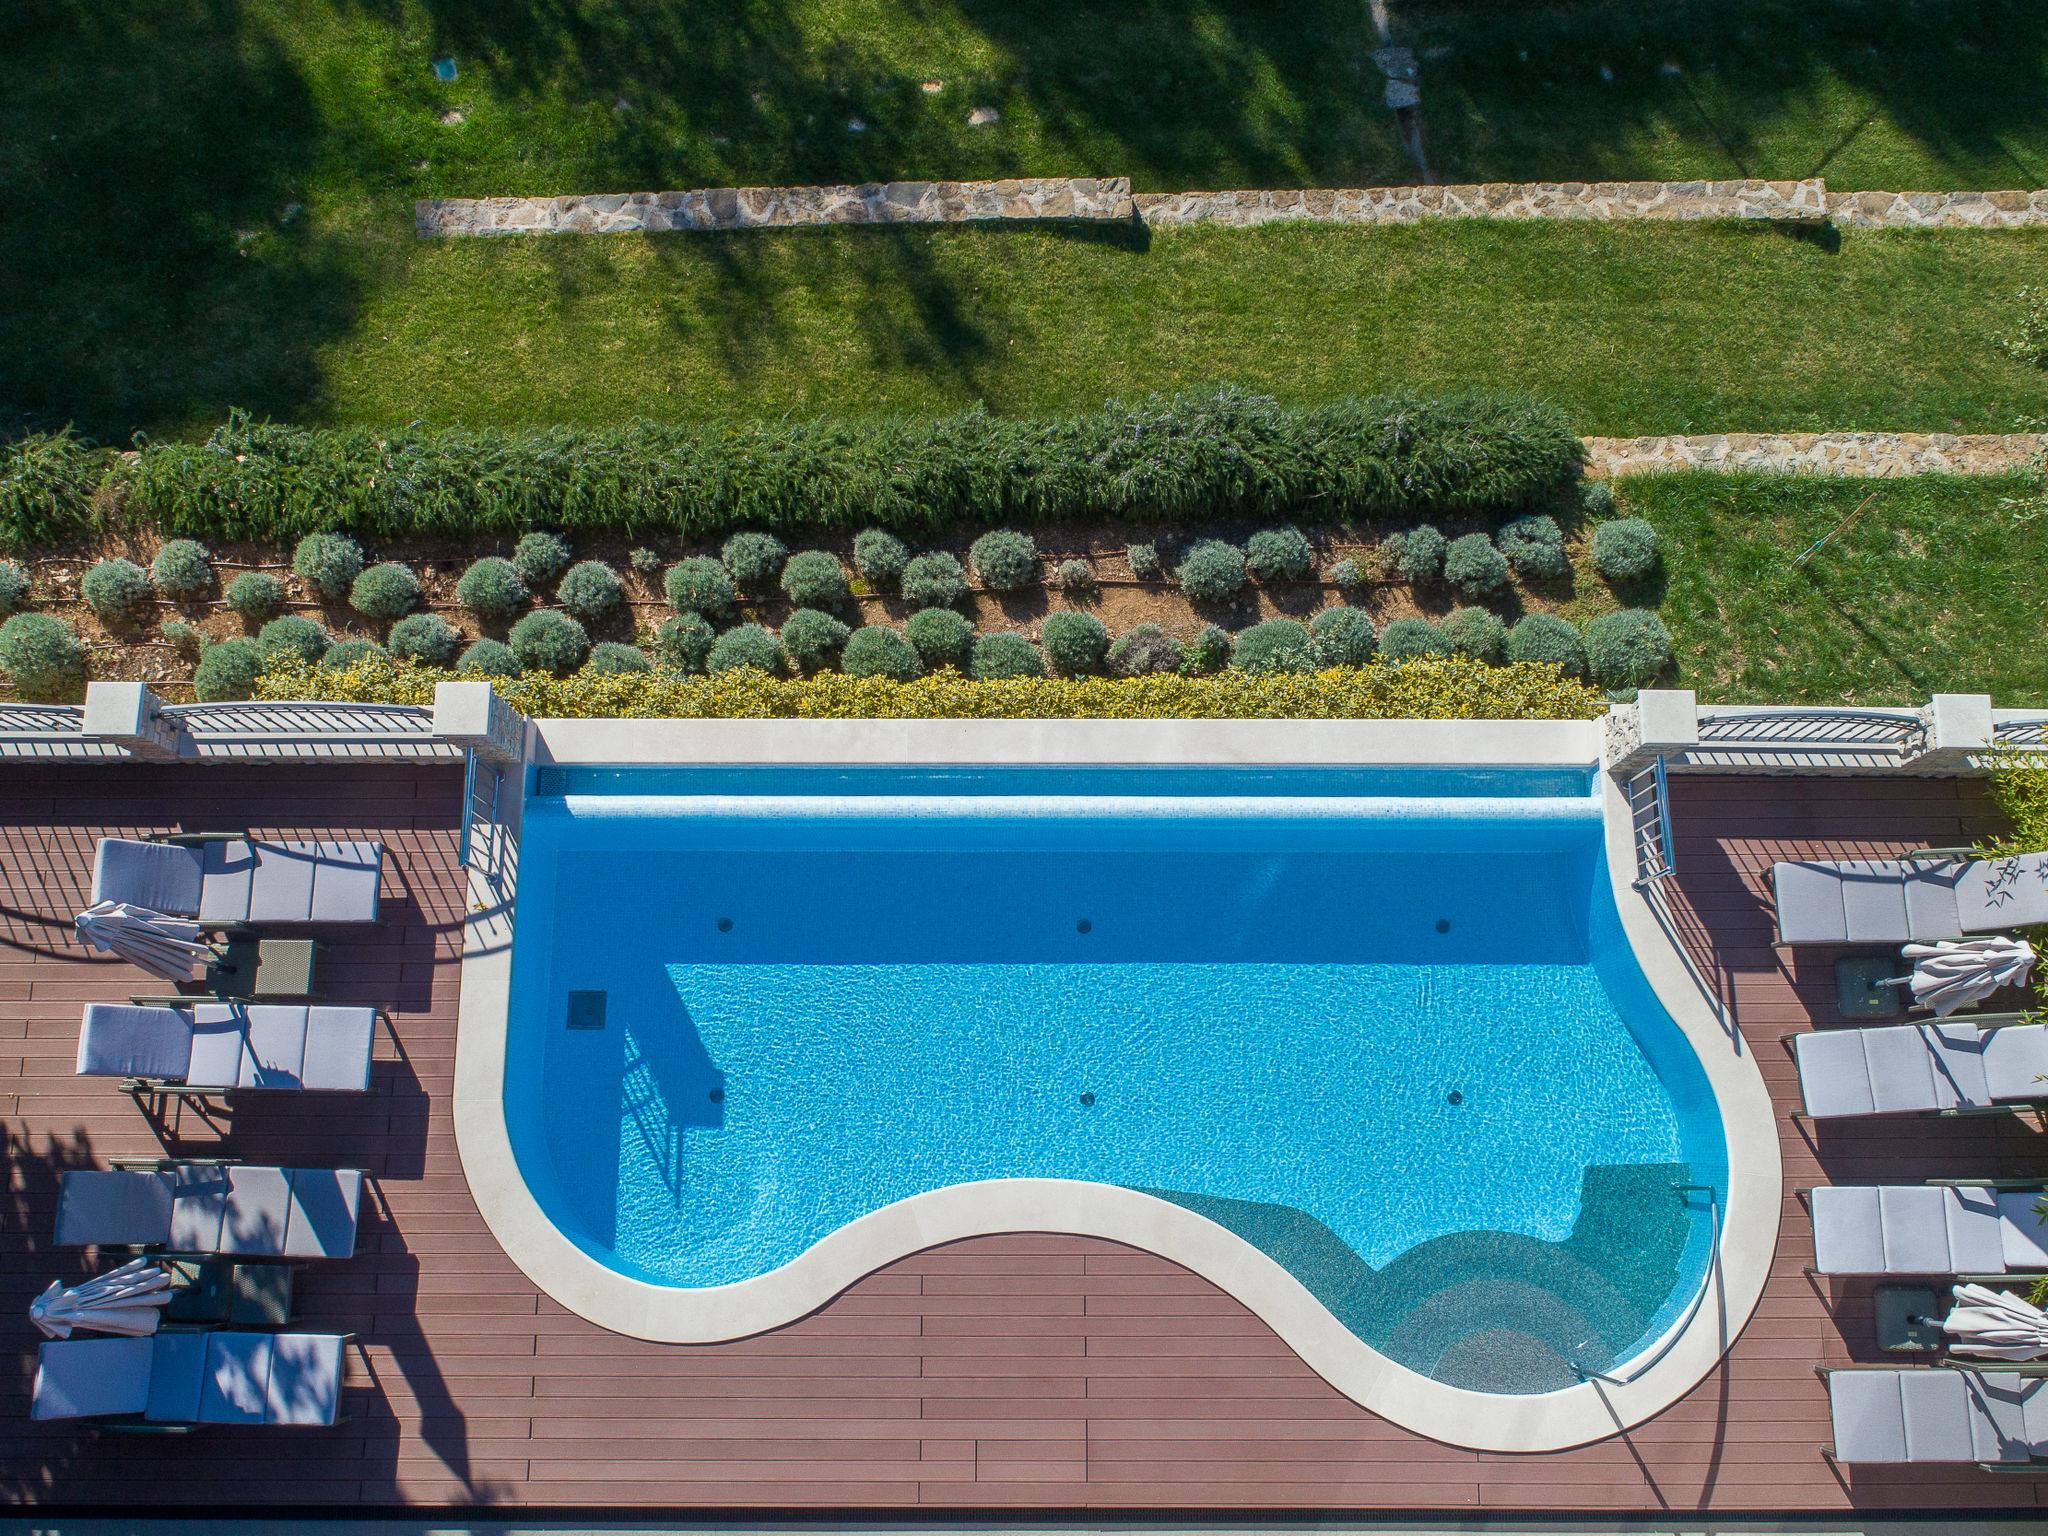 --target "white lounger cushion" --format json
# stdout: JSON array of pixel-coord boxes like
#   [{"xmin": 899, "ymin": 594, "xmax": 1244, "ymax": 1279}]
[
  {"xmin": 1774, "ymin": 851, "xmax": 2048, "ymax": 945},
  {"xmin": 93, "ymin": 838, "xmax": 382, "ymax": 924},
  {"xmin": 1812, "ymin": 1185, "xmax": 2048, "ymax": 1275},
  {"xmin": 1794, "ymin": 1023, "xmax": 1991, "ymax": 1118},
  {"xmin": 1829, "ymin": 1369, "xmax": 2046, "ymax": 1464},
  {"xmin": 53, "ymin": 1166, "xmax": 363, "ymax": 1257},
  {"xmin": 1958, "ymin": 854, "xmax": 2048, "ymax": 933},
  {"xmin": 32, "ymin": 1331, "xmax": 346, "ymax": 1424},
  {"xmin": 76, "ymin": 1003, "xmax": 374, "ymax": 1092},
  {"xmin": 1984, "ymin": 1025, "xmax": 2048, "ymax": 1102}
]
